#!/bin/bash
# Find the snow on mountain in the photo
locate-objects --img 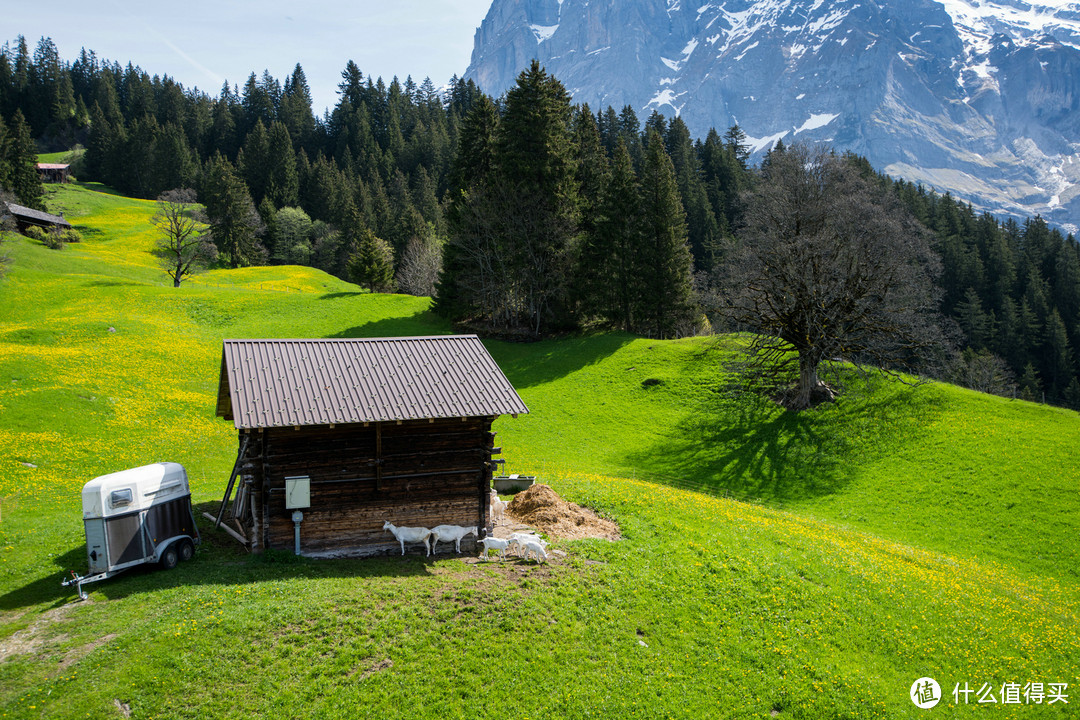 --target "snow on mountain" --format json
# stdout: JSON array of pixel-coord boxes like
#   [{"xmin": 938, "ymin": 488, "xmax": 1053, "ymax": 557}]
[{"xmin": 465, "ymin": 0, "xmax": 1080, "ymax": 231}]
